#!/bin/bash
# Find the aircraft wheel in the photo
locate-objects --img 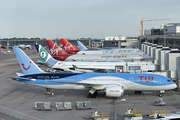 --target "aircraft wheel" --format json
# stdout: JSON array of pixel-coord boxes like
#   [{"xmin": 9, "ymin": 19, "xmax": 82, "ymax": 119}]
[
  {"xmin": 87, "ymin": 93, "xmax": 92, "ymax": 98},
  {"xmin": 159, "ymin": 93, "xmax": 163, "ymax": 97},
  {"xmin": 92, "ymin": 91, "xmax": 97, "ymax": 98}
]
